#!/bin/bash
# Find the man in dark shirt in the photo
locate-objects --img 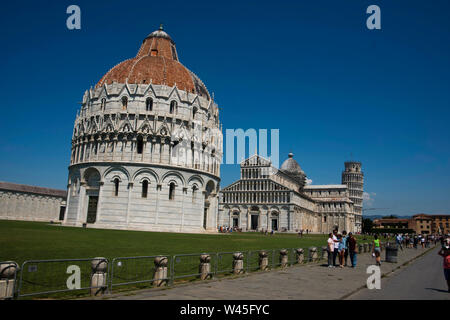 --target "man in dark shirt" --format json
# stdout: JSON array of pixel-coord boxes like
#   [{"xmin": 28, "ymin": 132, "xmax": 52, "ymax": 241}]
[{"xmin": 348, "ymin": 232, "xmax": 357, "ymax": 268}]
